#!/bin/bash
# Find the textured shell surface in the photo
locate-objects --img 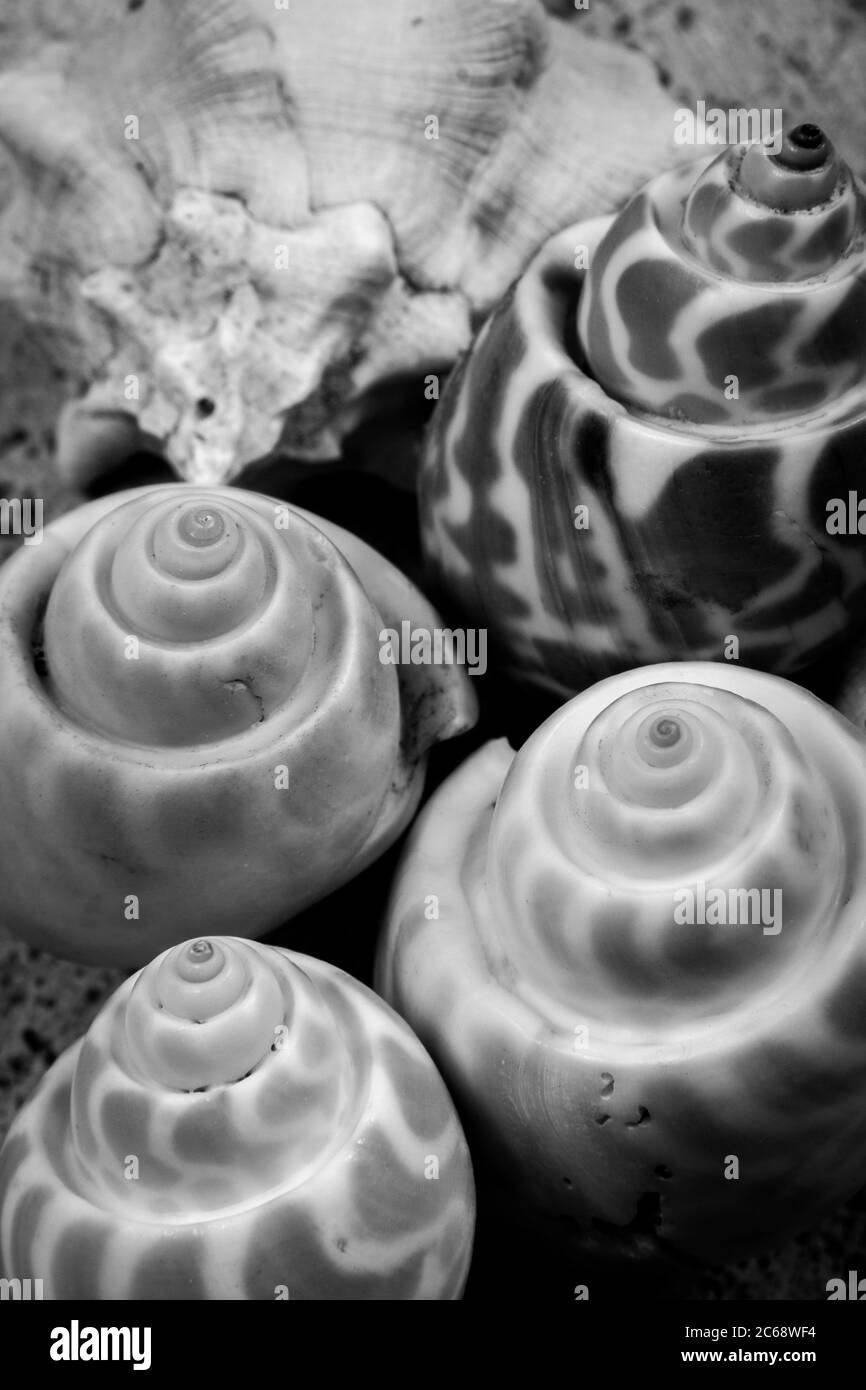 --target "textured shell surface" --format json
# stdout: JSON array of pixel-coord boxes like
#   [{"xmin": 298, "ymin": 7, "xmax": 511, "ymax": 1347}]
[
  {"xmin": 0, "ymin": 936, "xmax": 475, "ymax": 1299},
  {"xmin": 0, "ymin": 485, "xmax": 476, "ymax": 967},
  {"xmin": 421, "ymin": 126, "xmax": 866, "ymax": 696},
  {"xmin": 0, "ymin": 0, "xmax": 682, "ymax": 485},
  {"xmin": 376, "ymin": 661, "xmax": 866, "ymax": 1263}
]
